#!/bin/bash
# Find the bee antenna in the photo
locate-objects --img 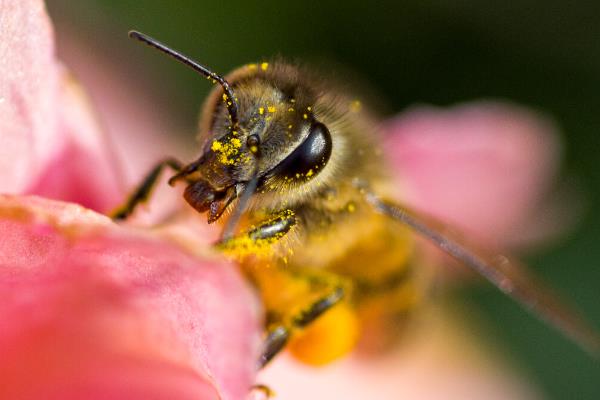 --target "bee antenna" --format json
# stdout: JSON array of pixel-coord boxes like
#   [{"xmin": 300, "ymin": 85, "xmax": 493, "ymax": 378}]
[{"xmin": 128, "ymin": 30, "xmax": 239, "ymax": 127}]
